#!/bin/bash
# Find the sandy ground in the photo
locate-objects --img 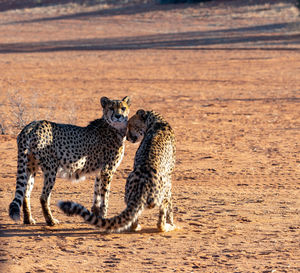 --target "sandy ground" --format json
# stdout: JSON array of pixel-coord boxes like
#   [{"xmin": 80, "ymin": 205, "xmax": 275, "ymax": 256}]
[{"xmin": 0, "ymin": 0, "xmax": 299, "ymax": 272}]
